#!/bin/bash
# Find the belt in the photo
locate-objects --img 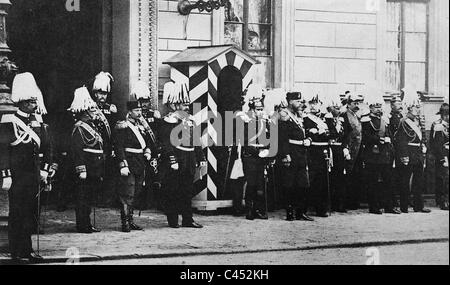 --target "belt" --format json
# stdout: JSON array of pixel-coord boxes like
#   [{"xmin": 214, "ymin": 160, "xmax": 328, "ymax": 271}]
[
  {"xmin": 289, "ymin": 139, "xmax": 305, "ymax": 146},
  {"xmin": 83, "ymin": 149, "xmax": 104, "ymax": 154},
  {"xmin": 408, "ymin": 143, "xmax": 421, "ymax": 147},
  {"xmin": 311, "ymin": 142, "xmax": 329, "ymax": 147},
  {"xmin": 249, "ymin": 143, "xmax": 266, "ymax": 148},
  {"xmin": 330, "ymin": 142, "xmax": 342, "ymax": 146},
  {"xmin": 125, "ymin": 148, "xmax": 144, "ymax": 154},
  {"xmin": 176, "ymin": 146, "xmax": 195, "ymax": 152}
]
